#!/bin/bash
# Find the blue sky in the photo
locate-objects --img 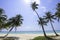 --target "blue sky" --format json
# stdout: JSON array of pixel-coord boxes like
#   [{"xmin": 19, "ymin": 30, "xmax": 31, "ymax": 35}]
[{"xmin": 0, "ymin": 0, "xmax": 60, "ymax": 31}]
